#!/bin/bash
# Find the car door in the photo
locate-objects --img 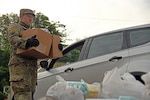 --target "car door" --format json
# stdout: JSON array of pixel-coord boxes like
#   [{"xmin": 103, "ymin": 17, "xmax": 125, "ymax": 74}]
[
  {"xmin": 34, "ymin": 39, "xmax": 88, "ymax": 100},
  {"xmin": 127, "ymin": 27, "xmax": 150, "ymax": 73},
  {"xmin": 69, "ymin": 32, "xmax": 130, "ymax": 84}
]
